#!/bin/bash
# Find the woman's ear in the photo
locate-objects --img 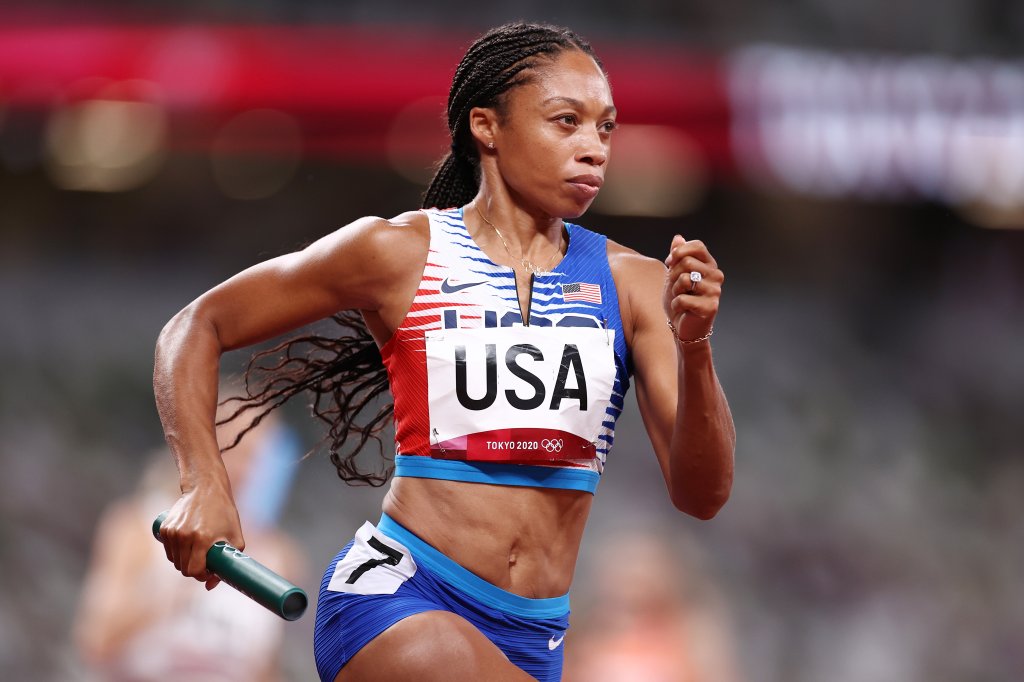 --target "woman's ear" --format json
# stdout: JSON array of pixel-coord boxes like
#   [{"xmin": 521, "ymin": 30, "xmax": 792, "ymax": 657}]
[{"xmin": 468, "ymin": 106, "xmax": 500, "ymax": 152}]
